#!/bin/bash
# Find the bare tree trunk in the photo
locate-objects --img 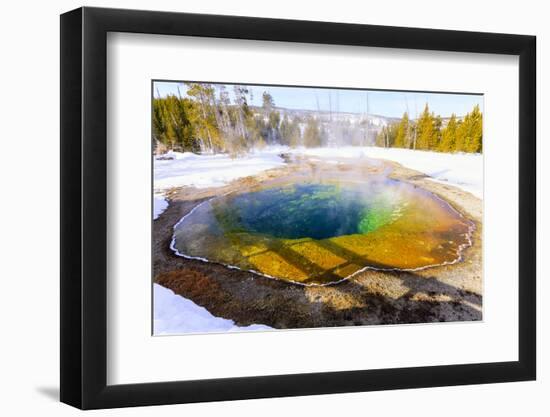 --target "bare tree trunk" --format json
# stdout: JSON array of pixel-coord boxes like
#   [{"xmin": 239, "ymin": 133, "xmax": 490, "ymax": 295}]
[
  {"xmin": 413, "ymin": 101, "xmax": 418, "ymax": 150},
  {"xmin": 365, "ymin": 93, "xmax": 370, "ymax": 146},
  {"xmin": 197, "ymin": 92, "xmax": 213, "ymax": 152}
]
